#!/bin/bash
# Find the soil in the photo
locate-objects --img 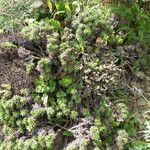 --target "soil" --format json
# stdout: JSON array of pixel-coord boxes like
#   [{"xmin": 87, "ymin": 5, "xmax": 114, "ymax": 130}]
[{"xmin": 0, "ymin": 34, "xmax": 38, "ymax": 95}]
